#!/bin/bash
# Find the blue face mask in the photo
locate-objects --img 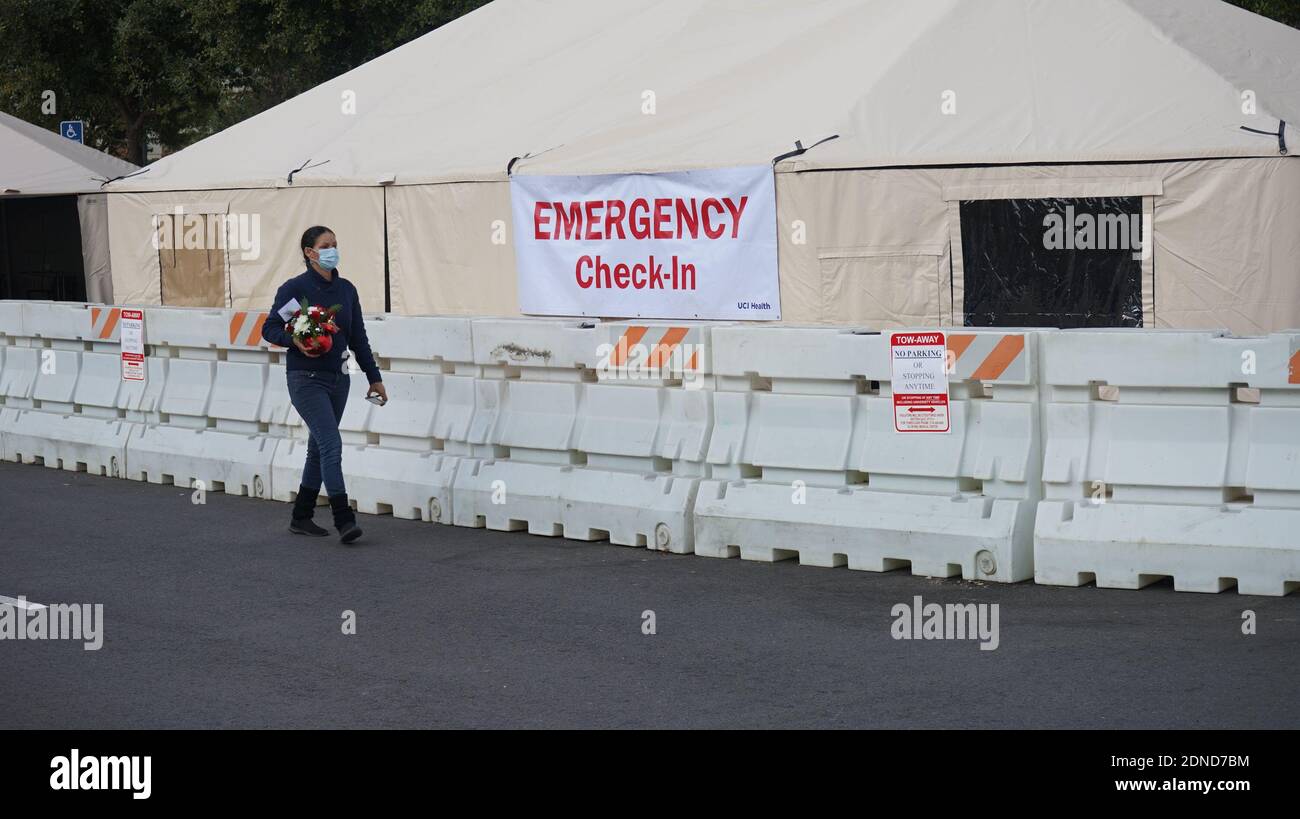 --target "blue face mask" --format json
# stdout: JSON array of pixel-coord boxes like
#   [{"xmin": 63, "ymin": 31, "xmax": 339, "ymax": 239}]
[{"xmin": 315, "ymin": 247, "xmax": 340, "ymax": 271}]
